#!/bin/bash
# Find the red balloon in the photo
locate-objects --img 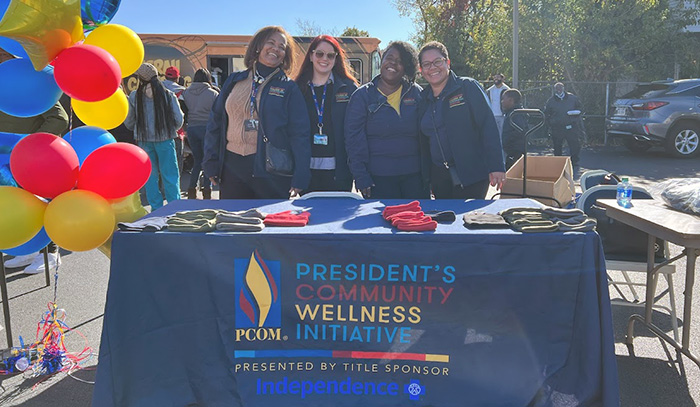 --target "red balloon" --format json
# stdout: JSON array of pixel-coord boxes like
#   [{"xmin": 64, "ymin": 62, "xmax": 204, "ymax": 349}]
[
  {"xmin": 10, "ymin": 133, "xmax": 80, "ymax": 199},
  {"xmin": 53, "ymin": 44, "xmax": 121, "ymax": 102},
  {"xmin": 77, "ymin": 143, "xmax": 151, "ymax": 200}
]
